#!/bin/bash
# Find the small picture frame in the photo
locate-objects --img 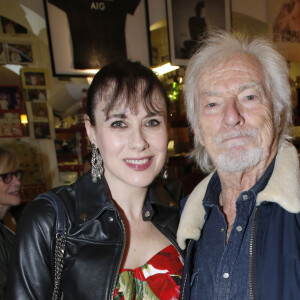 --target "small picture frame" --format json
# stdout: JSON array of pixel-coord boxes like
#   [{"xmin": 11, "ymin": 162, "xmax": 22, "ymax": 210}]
[
  {"xmin": 0, "ymin": 85, "xmax": 22, "ymax": 112},
  {"xmin": 0, "ymin": 42, "xmax": 6, "ymax": 64},
  {"xmin": 5, "ymin": 42, "xmax": 33, "ymax": 64},
  {"xmin": 26, "ymin": 89, "xmax": 47, "ymax": 102},
  {"xmin": 167, "ymin": 0, "xmax": 231, "ymax": 66},
  {"xmin": 32, "ymin": 122, "xmax": 51, "ymax": 139},
  {"xmin": 20, "ymin": 68, "xmax": 49, "ymax": 89},
  {"xmin": 26, "ymin": 101, "xmax": 51, "ymax": 122},
  {"xmin": 0, "ymin": 16, "xmax": 28, "ymax": 35},
  {"xmin": 26, "ymin": 101, "xmax": 55, "ymax": 139},
  {"xmin": 0, "ymin": 112, "xmax": 23, "ymax": 137}
]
